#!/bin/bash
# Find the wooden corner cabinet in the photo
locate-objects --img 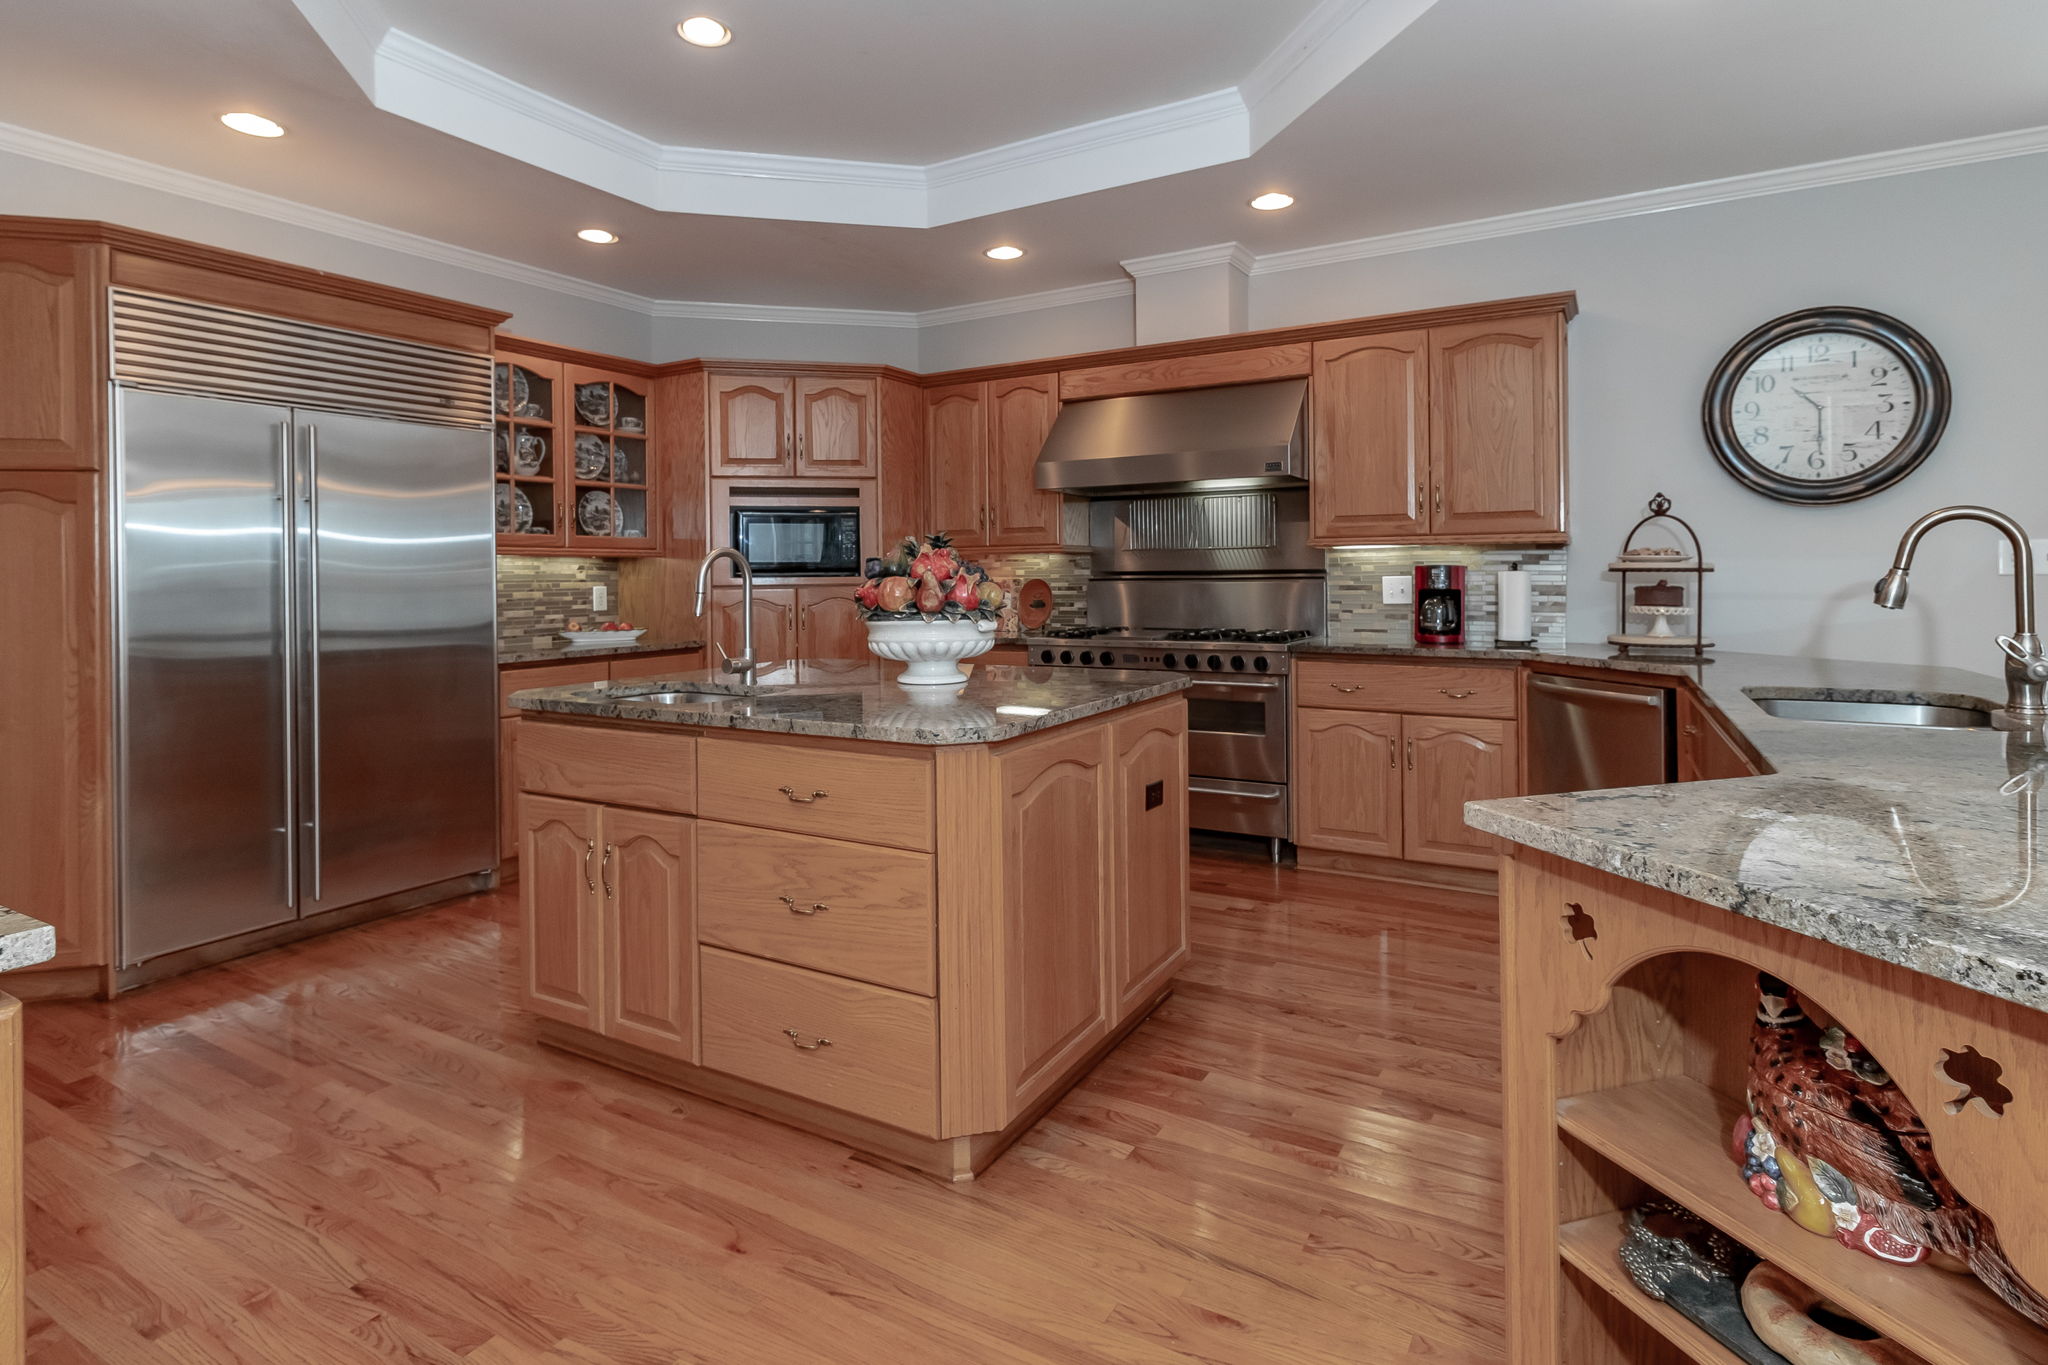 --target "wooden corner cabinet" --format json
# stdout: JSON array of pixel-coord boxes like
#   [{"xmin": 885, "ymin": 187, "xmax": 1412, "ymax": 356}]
[
  {"xmin": 924, "ymin": 371, "xmax": 1080, "ymax": 552},
  {"xmin": 1501, "ymin": 848, "xmax": 2048, "ymax": 1365},
  {"xmin": 512, "ymin": 696, "xmax": 1190, "ymax": 1180},
  {"xmin": 1307, "ymin": 304, "xmax": 1568, "ymax": 546},
  {"xmin": 494, "ymin": 339, "xmax": 662, "ymax": 555}
]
